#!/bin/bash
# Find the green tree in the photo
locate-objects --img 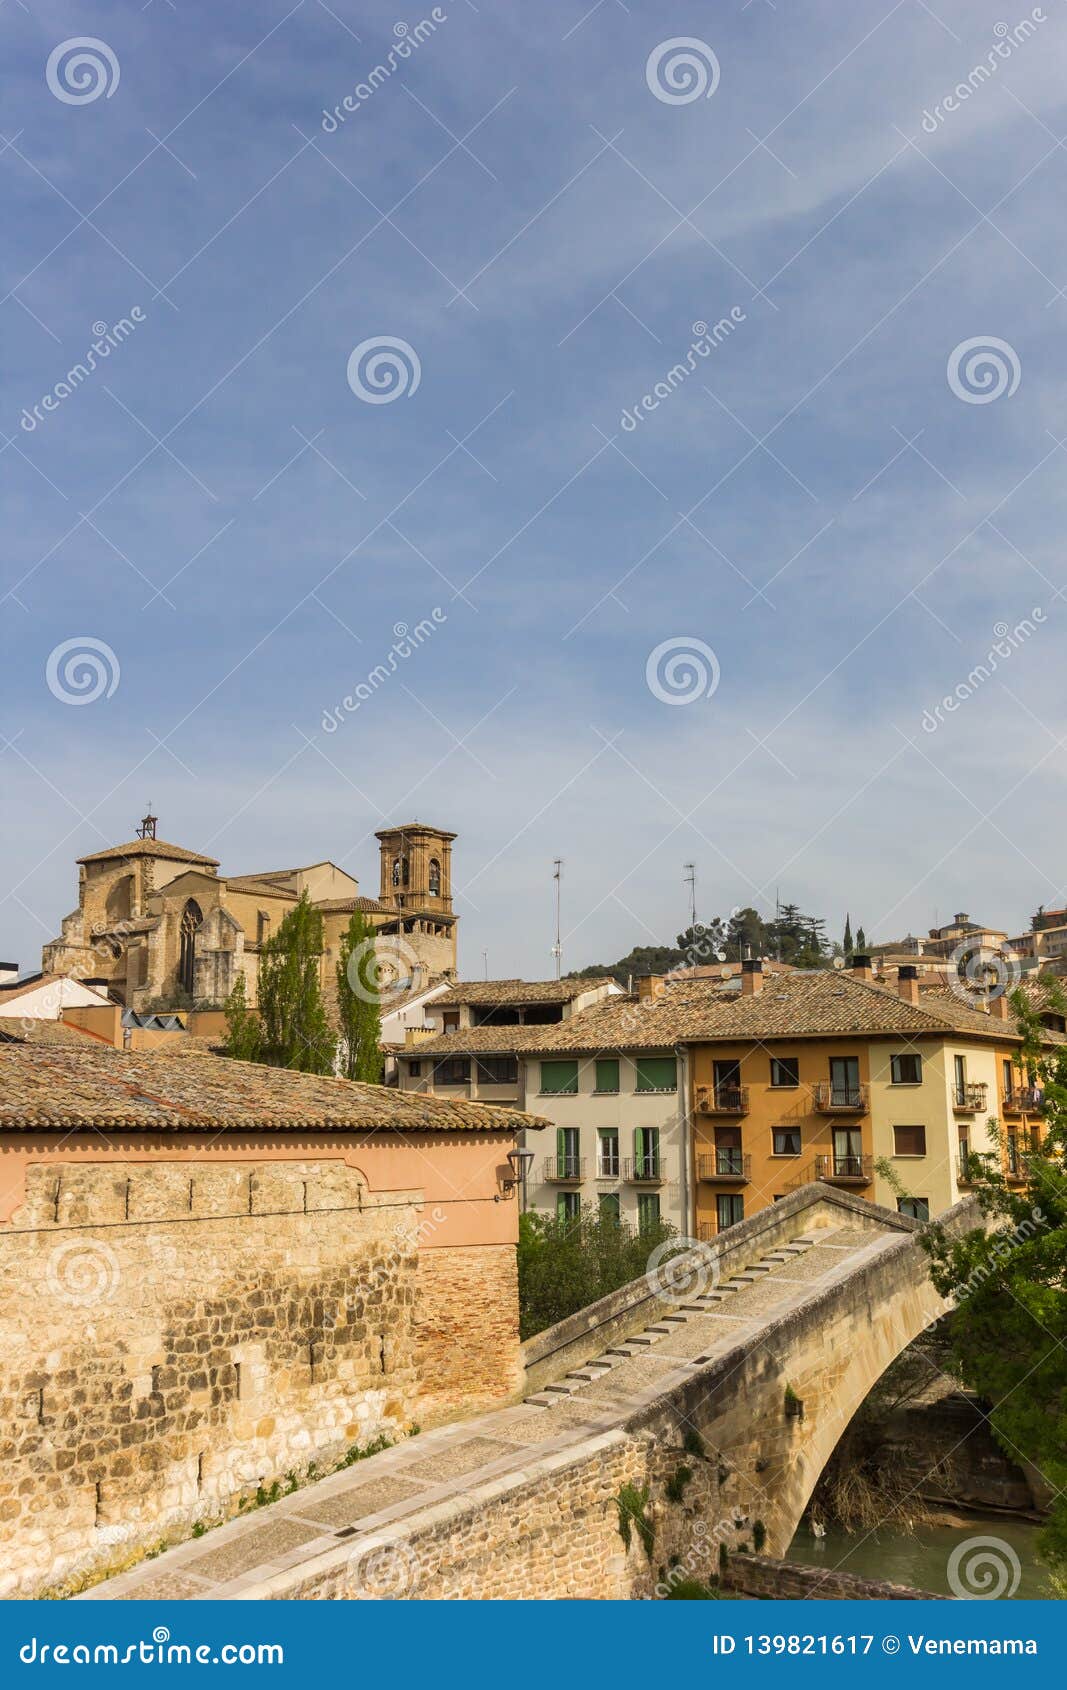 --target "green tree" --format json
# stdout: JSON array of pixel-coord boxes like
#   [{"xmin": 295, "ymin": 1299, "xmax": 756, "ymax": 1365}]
[
  {"xmin": 843, "ymin": 913, "xmax": 853, "ymax": 957},
  {"xmin": 256, "ymin": 891, "xmax": 336, "ymax": 1074},
  {"xmin": 855, "ymin": 925, "xmax": 867, "ymax": 951},
  {"xmin": 517, "ymin": 1204, "xmax": 683, "ymax": 1339},
  {"xmin": 923, "ymin": 984, "xmax": 1067, "ymax": 1579},
  {"xmin": 222, "ymin": 969, "xmax": 261, "ymax": 1062},
  {"xmin": 336, "ymin": 908, "xmax": 384, "ymax": 1083}
]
